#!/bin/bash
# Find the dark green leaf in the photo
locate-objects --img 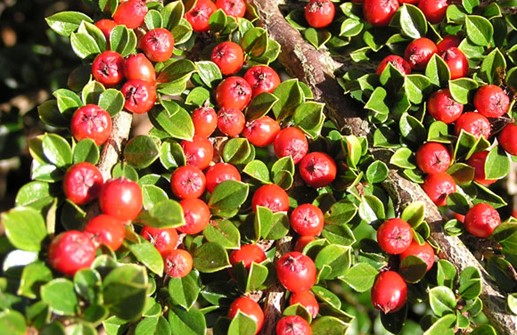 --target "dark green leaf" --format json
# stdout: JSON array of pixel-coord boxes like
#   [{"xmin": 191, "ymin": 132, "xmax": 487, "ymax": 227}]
[
  {"xmin": 485, "ymin": 146, "xmax": 510, "ymax": 180},
  {"xmin": 142, "ymin": 185, "xmax": 168, "ymax": 211},
  {"xmin": 471, "ymin": 325, "xmax": 498, "ymax": 335},
  {"xmin": 144, "ymin": 10, "xmax": 163, "ymax": 30},
  {"xmin": 18, "ymin": 261, "xmax": 53, "ymax": 299},
  {"xmin": 324, "ymin": 200, "xmax": 357, "ymax": 226},
  {"xmin": 159, "ymin": 139, "xmax": 185, "ymax": 169},
  {"xmin": 358, "ymin": 195, "xmax": 385, "ymax": 223},
  {"xmin": 272, "ymin": 79, "xmax": 304, "ymax": 121},
  {"xmin": 322, "ymin": 224, "xmax": 356, "ymax": 246},
  {"xmin": 390, "ymin": 147, "xmax": 416, "ymax": 169},
  {"xmin": 404, "ymin": 74, "xmax": 433, "ymax": 104},
  {"xmin": 98, "ymin": 89, "xmax": 124, "ymax": 116},
  {"xmin": 124, "ymin": 135, "xmax": 160, "ymax": 169},
  {"xmin": 150, "ymin": 101, "xmax": 194, "ymax": 141},
  {"xmin": 168, "ymin": 306, "xmax": 206, "ymax": 335},
  {"xmin": 203, "ymin": 219, "xmax": 241, "ymax": 249},
  {"xmin": 399, "ymin": 4, "xmax": 428, "ymax": 38},
  {"xmin": 294, "ymin": 101, "xmax": 325, "ymax": 138},
  {"xmin": 110, "ymin": 25, "xmax": 137, "ymax": 57},
  {"xmin": 399, "ymin": 113, "xmax": 426, "ymax": 145},
  {"xmin": 245, "ymin": 92, "xmax": 278, "ymax": 120},
  {"xmin": 339, "ymin": 18, "xmax": 363, "ymax": 38},
  {"xmin": 15, "ymin": 181, "xmax": 56, "ymax": 210},
  {"xmin": 222, "ymin": 138, "xmax": 255, "ymax": 165},
  {"xmin": 311, "ymin": 316, "xmax": 349, "ymax": 335},
  {"xmin": 38, "ymin": 100, "xmax": 68, "ymax": 128},
  {"xmin": 193, "ymin": 242, "xmax": 231, "ymax": 273},
  {"xmin": 162, "ymin": 1, "xmax": 184, "ymax": 31},
  {"xmin": 126, "ymin": 236, "xmax": 164, "ymax": 276},
  {"xmin": 399, "ymin": 255, "xmax": 428, "ymax": 283},
  {"xmin": 425, "ymin": 54, "xmax": 451, "ymax": 87},
  {"xmin": 437, "ymin": 260, "xmax": 457, "ymax": 288},
  {"xmin": 195, "ymin": 61, "xmax": 222, "ymax": 89},
  {"xmin": 304, "ymin": 28, "xmax": 331, "ymax": 49},
  {"xmin": 341, "ymin": 263, "xmax": 377, "ymax": 292},
  {"xmin": 366, "ymin": 160, "xmax": 389, "ymax": 183},
  {"xmin": 428, "ymin": 286, "xmax": 457, "ymax": 317},
  {"xmin": 136, "ymin": 199, "xmax": 185, "ymax": 228},
  {"xmin": 42, "ymin": 133, "xmax": 72, "ymax": 168},
  {"xmin": 245, "ymin": 262, "xmax": 269, "ymax": 292},
  {"xmin": 1, "ymin": 207, "xmax": 47, "ymax": 252},
  {"xmin": 401, "ymin": 201, "xmax": 425, "ymax": 228},
  {"xmin": 41, "ymin": 279, "xmax": 78, "ymax": 316},
  {"xmin": 81, "ymin": 80, "xmax": 105, "ymax": 105},
  {"xmin": 422, "ymin": 314, "xmax": 456, "ymax": 335},
  {"xmin": 73, "ymin": 139, "xmax": 100, "ymax": 164},
  {"xmin": 208, "ymin": 180, "xmax": 249, "ymax": 218},
  {"xmin": 315, "ymin": 244, "xmax": 351, "ymax": 280},
  {"xmin": 459, "ymin": 267, "xmax": 482, "ymax": 300},
  {"xmin": 254, "ymin": 206, "xmax": 290, "ymax": 240},
  {"xmin": 168, "ymin": 270, "xmax": 200, "ymax": 310},
  {"xmin": 74, "ymin": 268, "xmax": 102, "ymax": 303},
  {"xmin": 241, "ymin": 27, "xmax": 268, "ymax": 57}
]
